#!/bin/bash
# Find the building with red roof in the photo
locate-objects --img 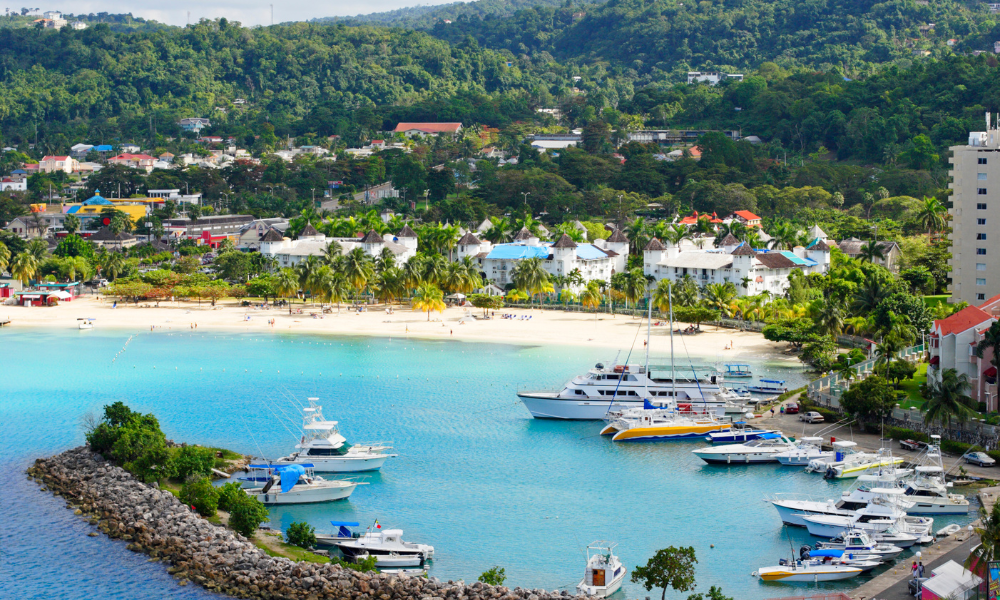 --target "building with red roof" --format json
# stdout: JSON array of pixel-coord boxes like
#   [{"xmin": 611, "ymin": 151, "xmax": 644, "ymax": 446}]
[
  {"xmin": 730, "ymin": 210, "xmax": 762, "ymax": 227},
  {"xmin": 107, "ymin": 153, "xmax": 156, "ymax": 171},
  {"xmin": 929, "ymin": 304, "xmax": 998, "ymax": 409},
  {"xmin": 393, "ymin": 122, "xmax": 463, "ymax": 137},
  {"xmin": 39, "ymin": 155, "xmax": 75, "ymax": 174},
  {"xmin": 677, "ymin": 211, "xmax": 723, "ymax": 225}
]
